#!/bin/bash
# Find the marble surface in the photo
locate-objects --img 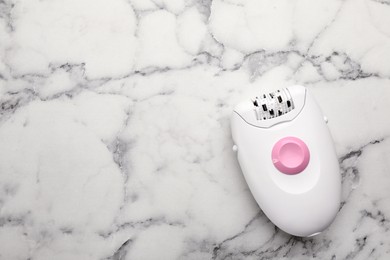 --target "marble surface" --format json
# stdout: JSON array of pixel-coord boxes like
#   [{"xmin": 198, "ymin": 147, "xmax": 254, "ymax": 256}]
[{"xmin": 0, "ymin": 0, "xmax": 390, "ymax": 259}]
